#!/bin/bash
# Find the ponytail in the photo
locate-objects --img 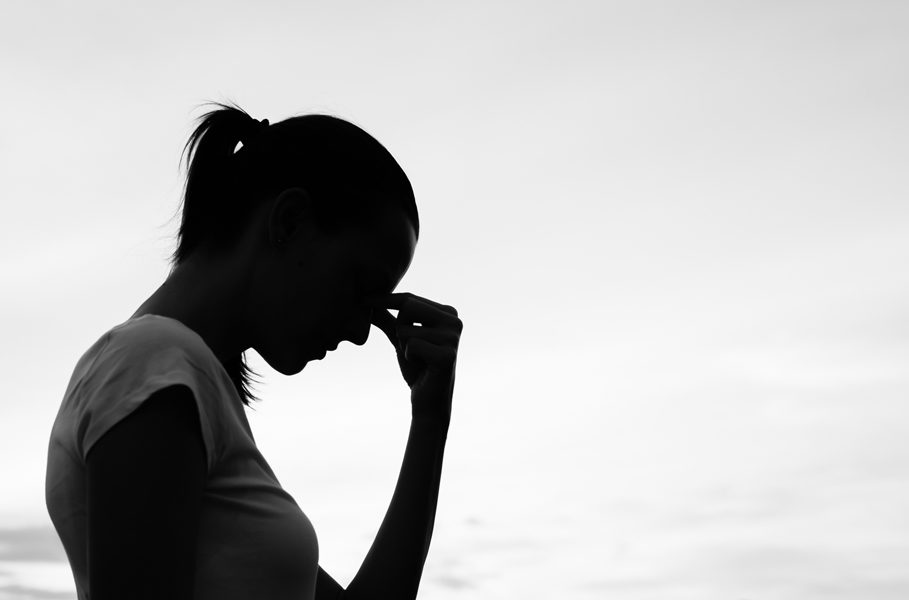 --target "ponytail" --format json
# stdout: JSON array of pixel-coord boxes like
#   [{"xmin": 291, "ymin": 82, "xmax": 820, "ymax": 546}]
[{"xmin": 173, "ymin": 103, "xmax": 268, "ymax": 266}]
